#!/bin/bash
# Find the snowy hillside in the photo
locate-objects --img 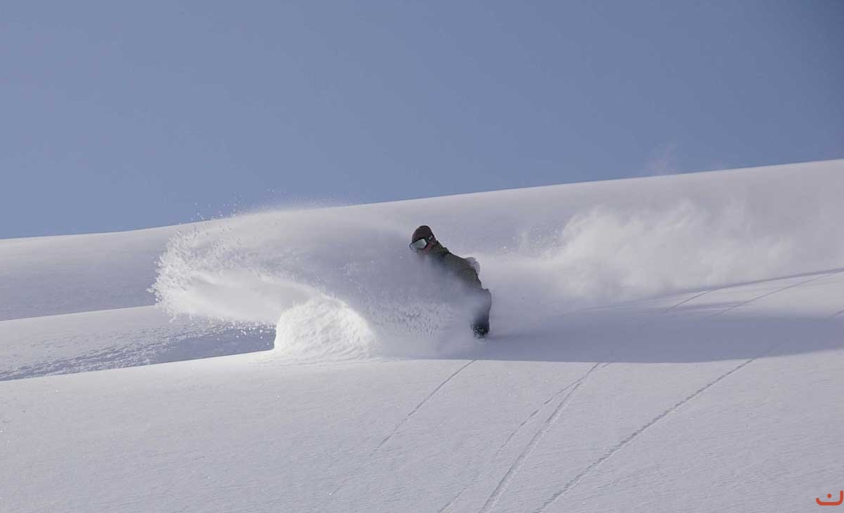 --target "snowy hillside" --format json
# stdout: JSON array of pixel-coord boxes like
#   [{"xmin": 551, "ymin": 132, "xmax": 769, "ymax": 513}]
[{"xmin": 2, "ymin": 160, "xmax": 843, "ymax": 512}]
